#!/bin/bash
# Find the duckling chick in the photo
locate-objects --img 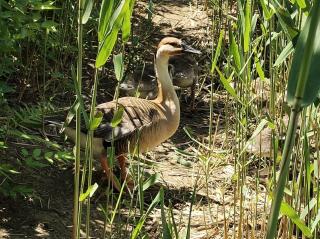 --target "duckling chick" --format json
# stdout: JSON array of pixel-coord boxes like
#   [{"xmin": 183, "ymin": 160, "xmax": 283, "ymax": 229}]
[
  {"xmin": 169, "ymin": 55, "xmax": 198, "ymax": 110},
  {"xmin": 120, "ymin": 65, "xmax": 158, "ymax": 99},
  {"xmin": 120, "ymin": 55, "xmax": 198, "ymax": 110}
]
